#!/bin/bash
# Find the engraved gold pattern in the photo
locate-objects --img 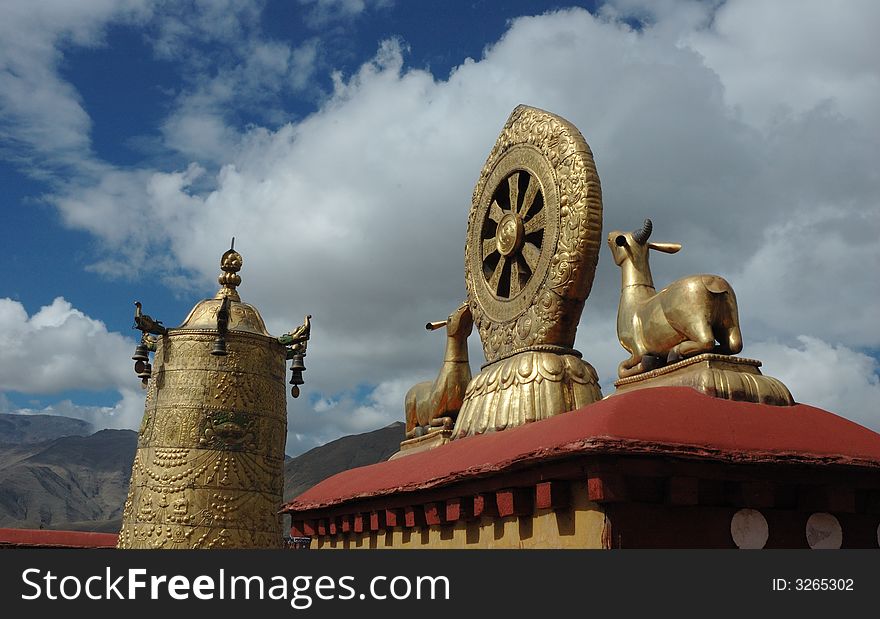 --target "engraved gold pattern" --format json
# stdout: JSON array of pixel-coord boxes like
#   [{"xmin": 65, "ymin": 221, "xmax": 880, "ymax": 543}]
[
  {"xmin": 453, "ymin": 351, "xmax": 601, "ymax": 438},
  {"xmin": 450, "ymin": 106, "xmax": 604, "ymax": 440},
  {"xmin": 119, "ymin": 246, "xmax": 290, "ymax": 549},
  {"xmin": 465, "ymin": 105, "xmax": 603, "ymax": 363},
  {"xmin": 119, "ymin": 330, "xmax": 287, "ymax": 548},
  {"xmin": 611, "ymin": 353, "xmax": 795, "ymax": 406}
]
